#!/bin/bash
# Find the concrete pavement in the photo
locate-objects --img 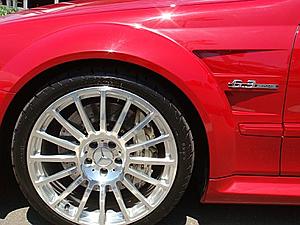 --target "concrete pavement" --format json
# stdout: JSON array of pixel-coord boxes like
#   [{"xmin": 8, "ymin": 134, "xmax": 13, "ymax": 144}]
[{"xmin": 1, "ymin": 175, "xmax": 300, "ymax": 225}]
